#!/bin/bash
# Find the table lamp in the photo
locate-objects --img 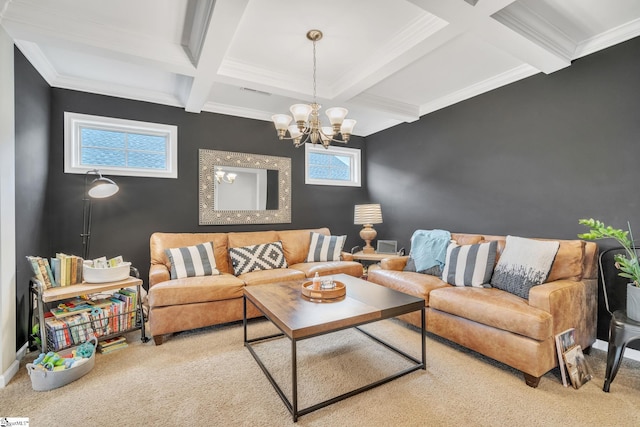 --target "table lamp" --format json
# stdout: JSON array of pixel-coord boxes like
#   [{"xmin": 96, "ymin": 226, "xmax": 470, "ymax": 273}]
[{"xmin": 354, "ymin": 204, "xmax": 383, "ymax": 254}]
